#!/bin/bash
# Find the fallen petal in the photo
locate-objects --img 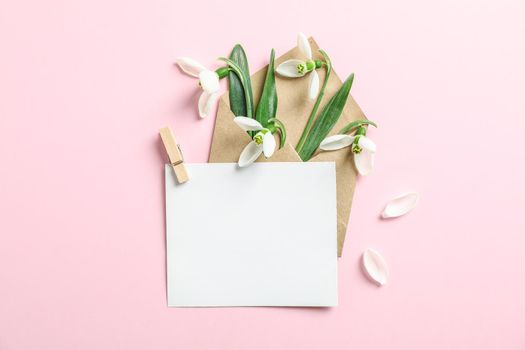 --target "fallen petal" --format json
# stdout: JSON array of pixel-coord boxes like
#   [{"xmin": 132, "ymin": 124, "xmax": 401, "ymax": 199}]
[
  {"xmin": 297, "ymin": 32, "xmax": 312, "ymax": 59},
  {"xmin": 308, "ymin": 69, "xmax": 320, "ymax": 100},
  {"xmin": 362, "ymin": 248, "xmax": 389, "ymax": 286},
  {"xmin": 276, "ymin": 59, "xmax": 306, "ymax": 78},
  {"xmin": 175, "ymin": 57, "xmax": 206, "ymax": 77},
  {"xmin": 262, "ymin": 132, "xmax": 276, "ymax": 158},
  {"xmin": 320, "ymin": 134, "xmax": 355, "ymax": 151},
  {"xmin": 381, "ymin": 192, "xmax": 419, "ymax": 219},
  {"xmin": 233, "ymin": 117, "xmax": 264, "ymax": 131},
  {"xmin": 238, "ymin": 141, "xmax": 263, "ymax": 167},
  {"xmin": 354, "ymin": 149, "xmax": 375, "ymax": 176},
  {"xmin": 198, "ymin": 91, "xmax": 219, "ymax": 118}
]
